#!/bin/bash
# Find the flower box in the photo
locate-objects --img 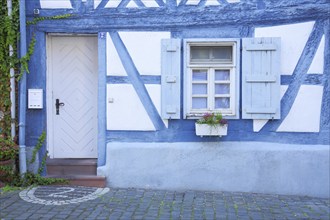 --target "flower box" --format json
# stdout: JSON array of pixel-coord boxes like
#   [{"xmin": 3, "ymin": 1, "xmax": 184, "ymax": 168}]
[{"xmin": 195, "ymin": 123, "xmax": 228, "ymax": 137}]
